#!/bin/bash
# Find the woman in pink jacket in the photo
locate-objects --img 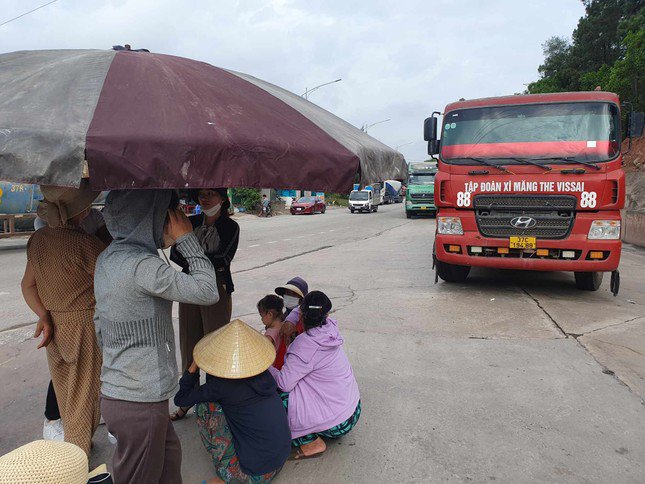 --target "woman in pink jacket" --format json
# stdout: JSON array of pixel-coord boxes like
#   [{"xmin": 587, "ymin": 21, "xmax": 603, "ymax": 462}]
[{"xmin": 269, "ymin": 291, "xmax": 361, "ymax": 459}]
